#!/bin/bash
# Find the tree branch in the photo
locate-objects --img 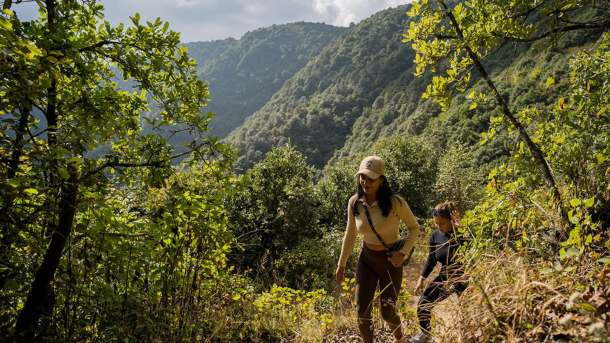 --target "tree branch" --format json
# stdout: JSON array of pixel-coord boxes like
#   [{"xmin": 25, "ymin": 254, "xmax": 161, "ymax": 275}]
[
  {"xmin": 434, "ymin": 33, "xmax": 458, "ymax": 40},
  {"xmin": 504, "ymin": 0, "xmax": 549, "ymax": 20},
  {"xmin": 78, "ymin": 141, "xmax": 210, "ymax": 181},
  {"xmin": 441, "ymin": 2, "xmax": 562, "ymax": 204},
  {"xmin": 494, "ymin": 20, "xmax": 610, "ymax": 43},
  {"xmin": 78, "ymin": 40, "xmax": 122, "ymax": 53}
]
